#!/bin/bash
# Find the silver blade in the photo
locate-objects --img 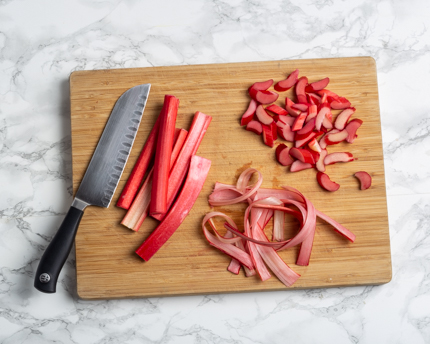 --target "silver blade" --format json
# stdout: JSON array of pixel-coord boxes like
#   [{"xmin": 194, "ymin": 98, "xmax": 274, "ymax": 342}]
[{"xmin": 75, "ymin": 84, "xmax": 151, "ymax": 208}]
